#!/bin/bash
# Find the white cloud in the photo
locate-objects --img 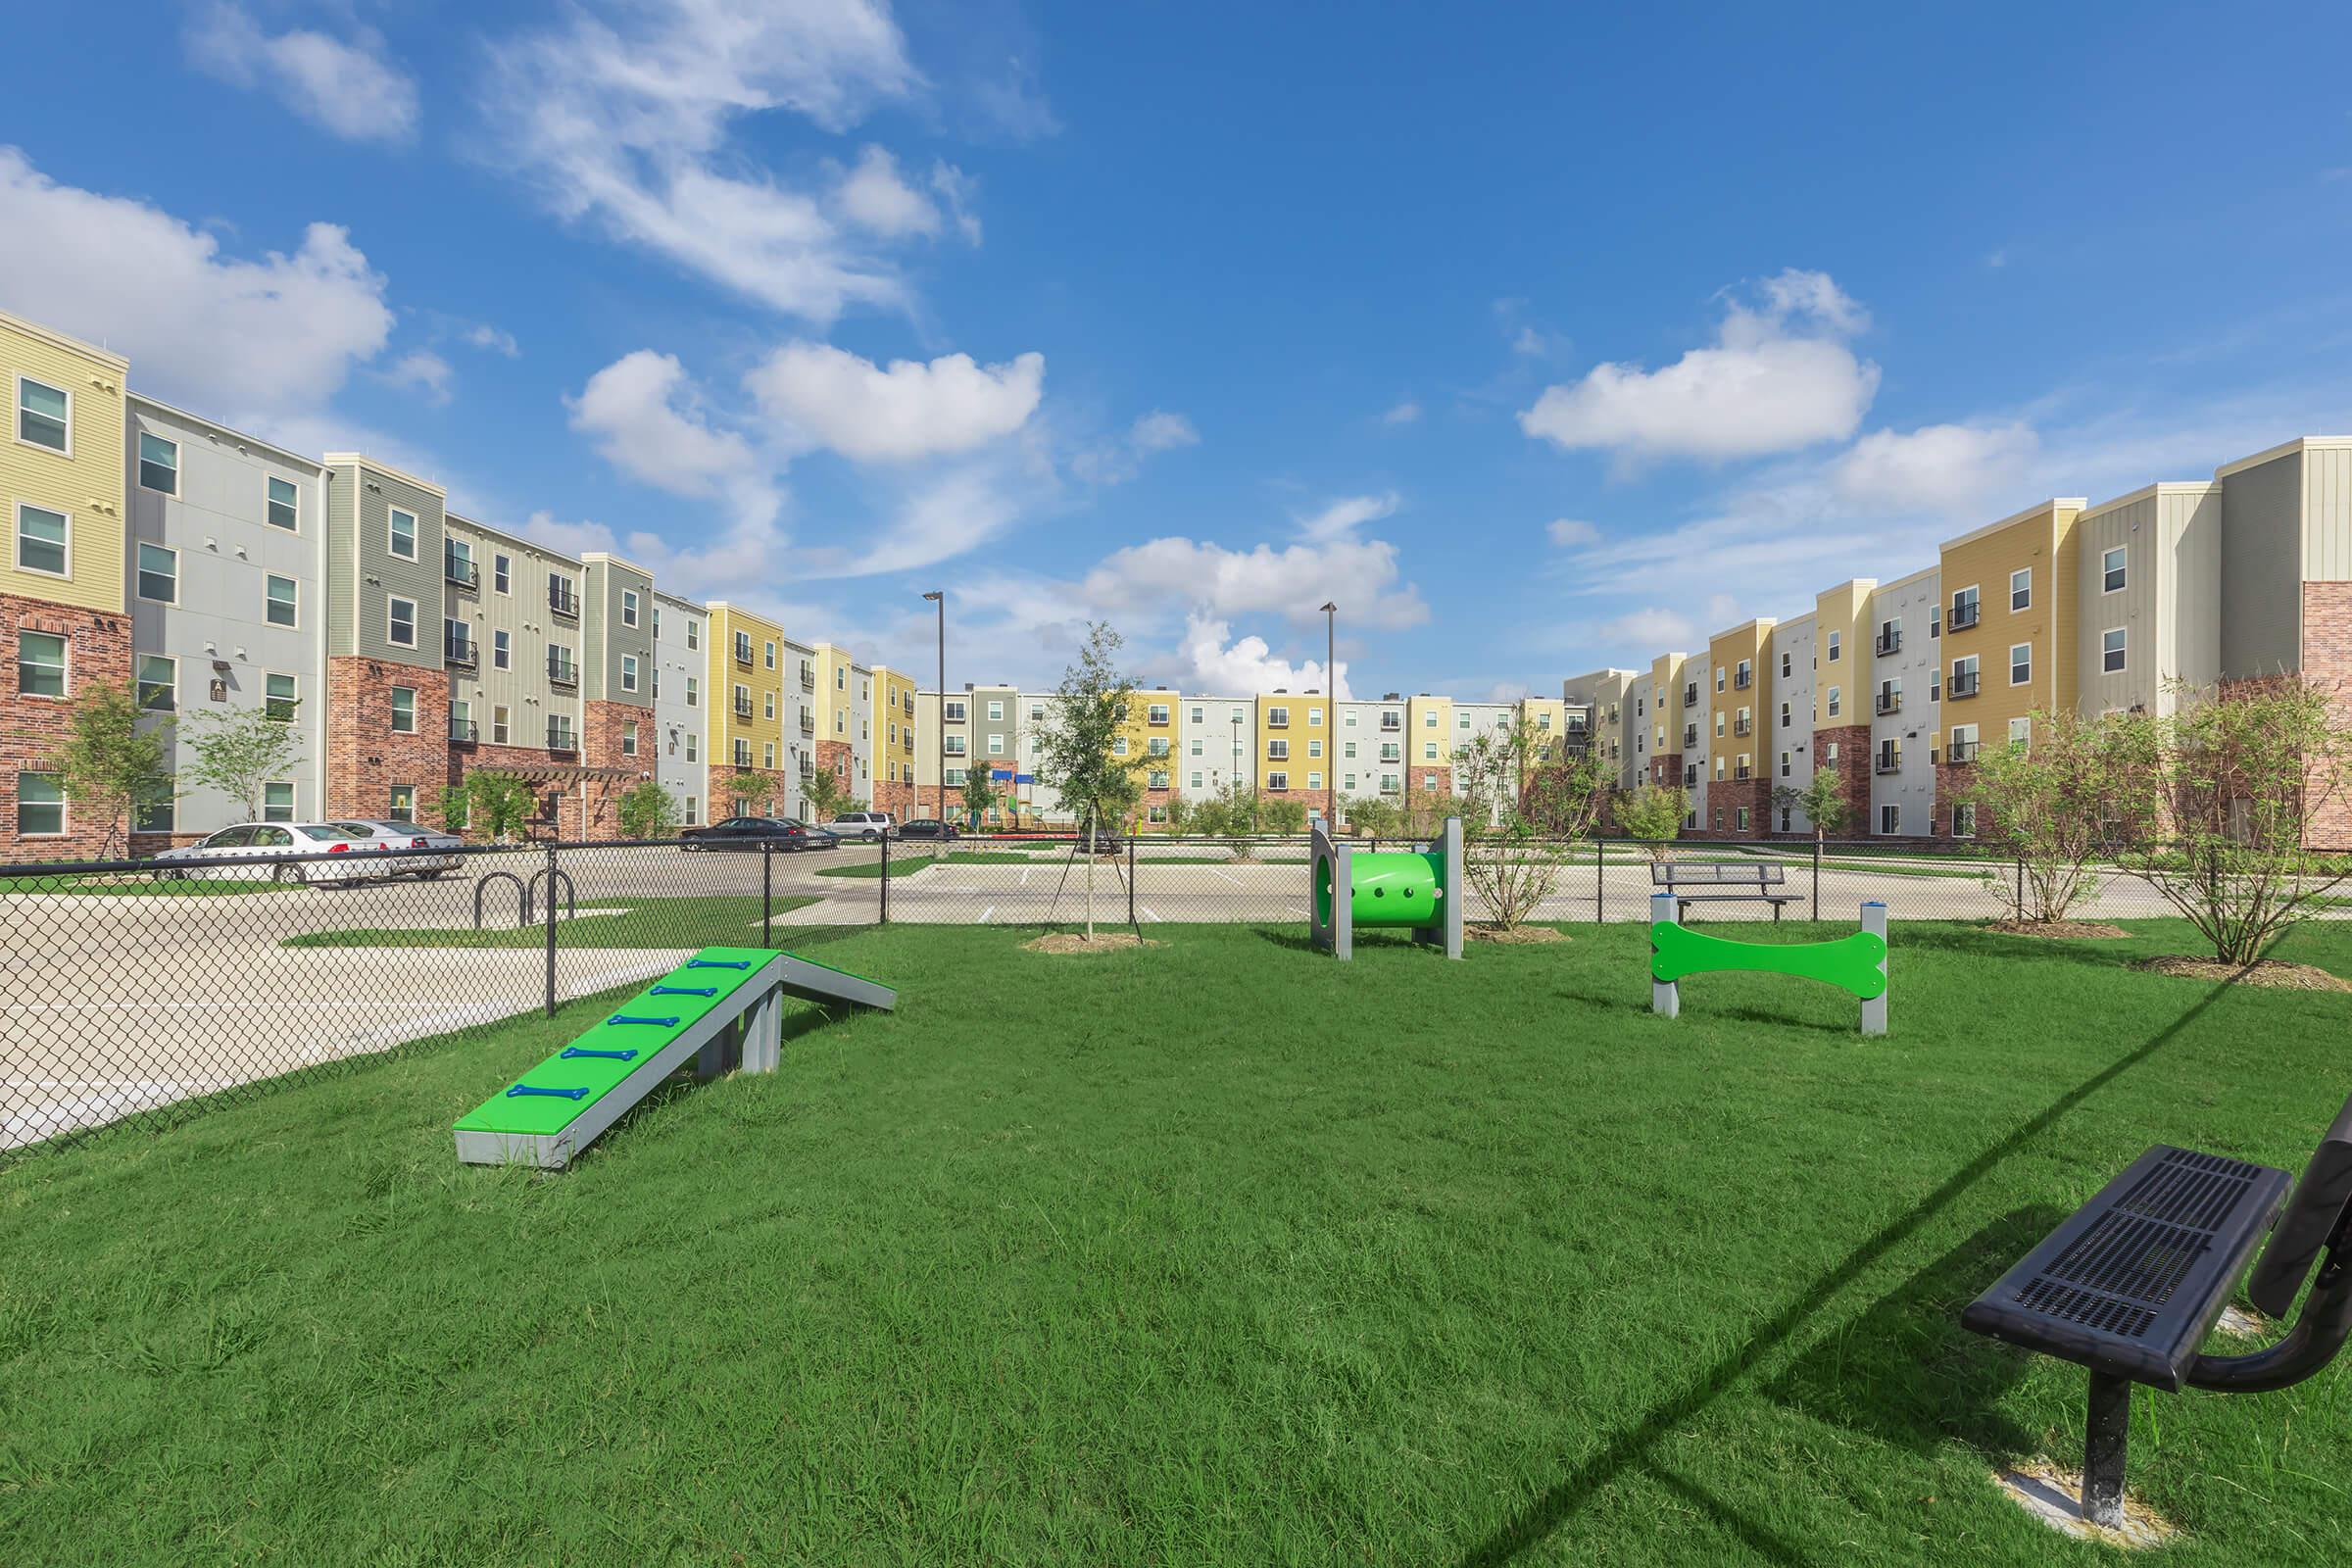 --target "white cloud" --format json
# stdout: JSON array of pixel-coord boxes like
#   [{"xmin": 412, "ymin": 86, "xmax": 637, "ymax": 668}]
[
  {"xmin": 185, "ymin": 3, "xmax": 420, "ymax": 144},
  {"xmin": 1069, "ymin": 409, "xmax": 1199, "ymax": 486},
  {"xmin": 1129, "ymin": 411, "xmax": 1199, "ymax": 453},
  {"xmin": 930, "ymin": 162, "xmax": 983, "ymax": 243},
  {"xmin": 1596, "ymin": 607, "xmax": 1699, "ymax": 651},
  {"xmin": 463, "ymin": 323, "xmax": 520, "ymax": 357},
  {"xmin": 1294, "ymin": 492, "xmax": 1400, "ymax": 542},
  {"xmin": 1381, "ymin": 400, "xmax": 1421, "ymax": 425},
  {"xmin": 808, "ymin": 465, "xmax": 1028, "ymax": 577},
  {"xmin": 747, "ymin": 340, "xmax": 1044, "ymax": 462},
  {"xmin": 565, "ymin": 350, "xmax": 764, "ymax": 503},
  {"xmin": 834, "ymin": 144, "xmax": 942, "ymax": 237},
  {"xmin": 1081, "ymin": 533, "xmax": 1427, "ymax": 632},
  {"xmin": 1546, "ymin": 517, "xmax": 1602, "ymax": 548},
  {"xmin": 383, "ymin": 349, "xmax": 454, "ymax": 406},
  {"xmin": 482, "ymin": 0, "xmax": 924, "ymax": 320},
  {"xmin": 522, "ymin": 508, "xmax": 787, "ymax": 611},
  {"xmin": 1833, "ymin": 421, "xmax": 2040, "ymax": 513},
  {"xmin": 1512, "ymin": 325, "xmax": 1546, "ymax": 357},
  {"xmin": 1173, "ymin": 615, "xmax": 1349, "ymax": 700},
  {"xmin": 1519, "ymin": 269, "xmax": 1880, "ymax": 462},
  {"xmin": 0, "ymin": 147, "xmax": 393, "ymax": 418}
]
